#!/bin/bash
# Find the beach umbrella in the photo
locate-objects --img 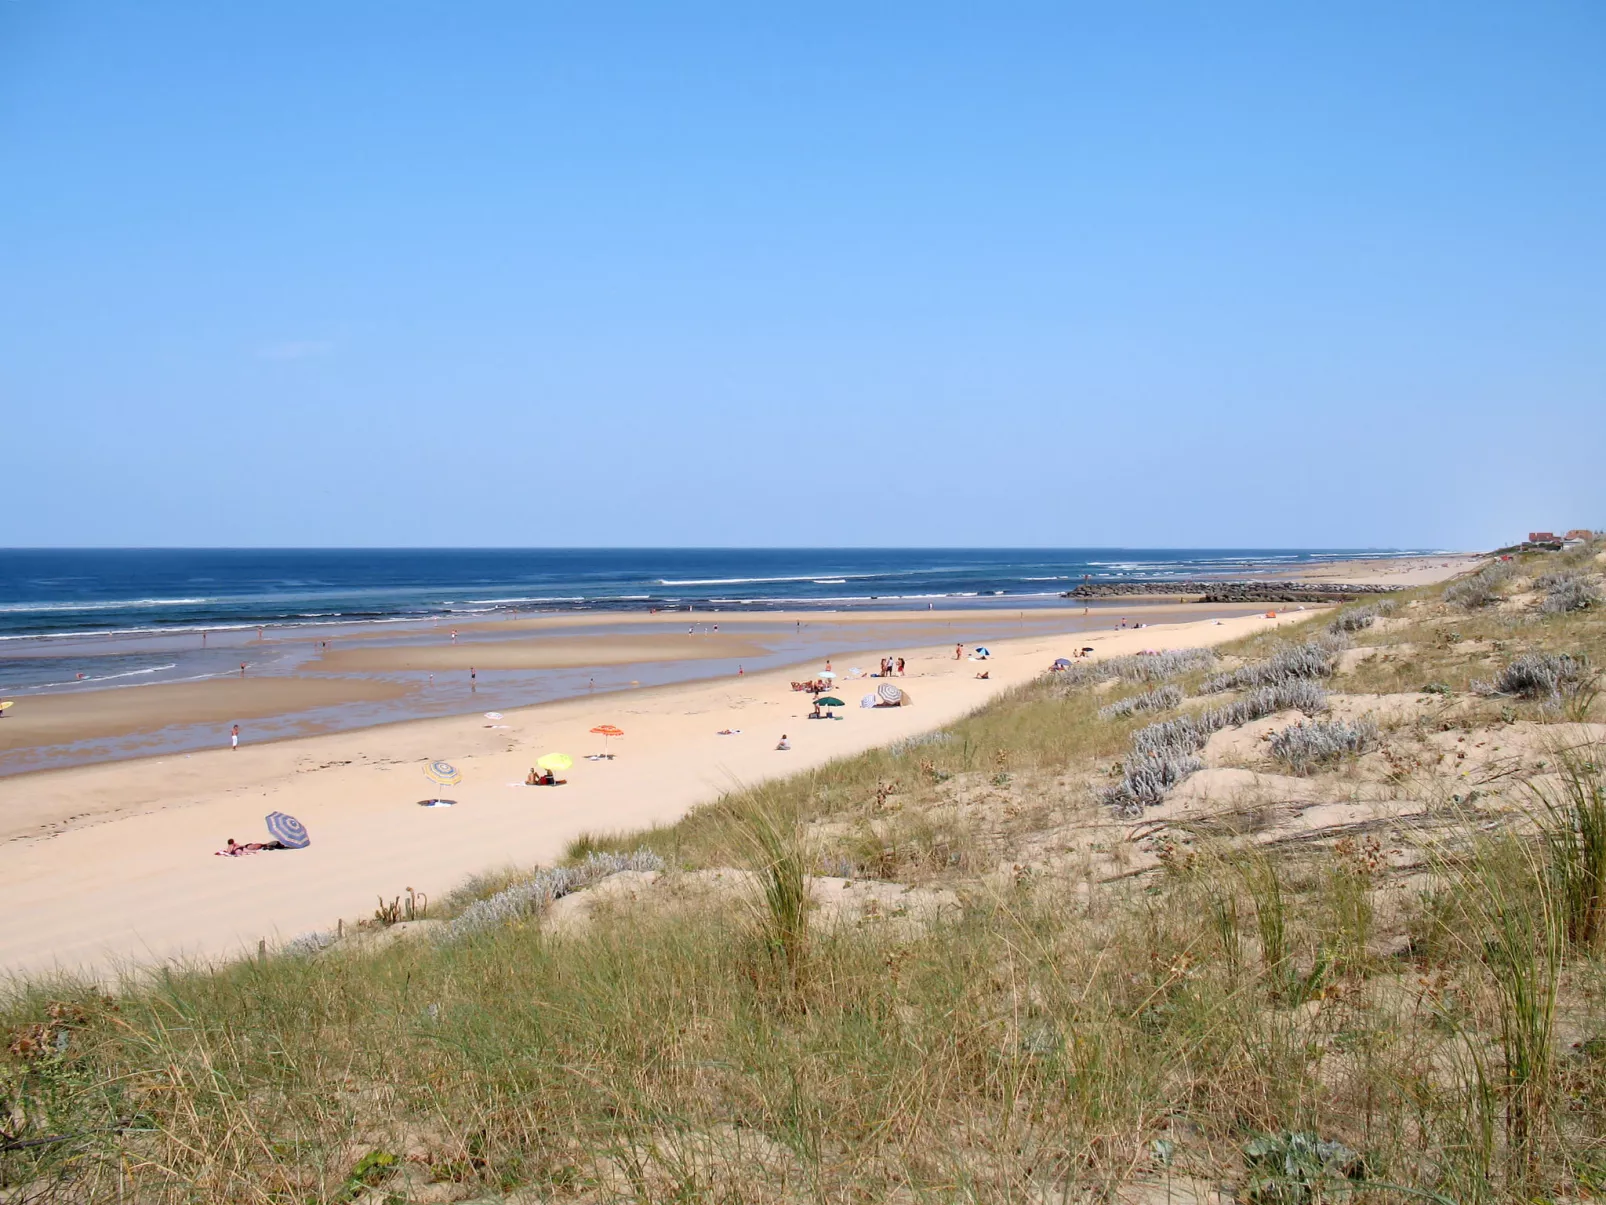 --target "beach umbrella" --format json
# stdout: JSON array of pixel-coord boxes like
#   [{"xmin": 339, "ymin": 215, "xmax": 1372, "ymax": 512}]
[
  {"xmin": 819, "ymin": 670, "xmax": 836, "ymax": 679},
  {"xmin": 264, "ymin": 811, "xmax": 310, "ymax": 849},
  {"xmin": 483, "ymin": 711, "xmax": 503, "ymax": 720},
  {"xmin": 815, "ymin": 696, "xmax": 845, "ymax": 708},
  {"xmin": 537, "ymin": 752, "xmax": 573, "ymax": 773},
  {"xmin": 877, "ymin": 682, "xmax": 904, "ymax": 705},
  {"xmin": 0, "ymin": 700, "xmax": 12, "ymax": 715},
  {"xmin": 423, "ymin": 759, "xmax": 461, "ymax": 804},
  {"xmin": 861, "ymin": 693, "xmax": 878, "ymax": 708},
  {"xmin": 1053, "ymin": 657, "xmax": 1072, "ymax": 668},
  {"xmin": 590, "ymin": 724, "xmax": 623, "ymax": 754},
  {"xmin": 974, "ymin": 647, "xmax": 991, "ymax": 656}
]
